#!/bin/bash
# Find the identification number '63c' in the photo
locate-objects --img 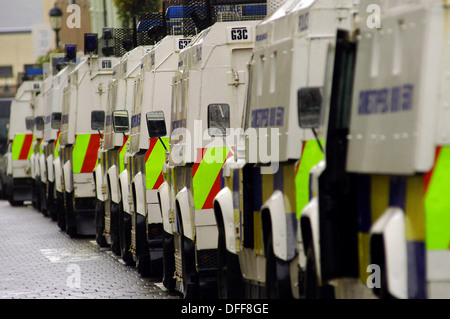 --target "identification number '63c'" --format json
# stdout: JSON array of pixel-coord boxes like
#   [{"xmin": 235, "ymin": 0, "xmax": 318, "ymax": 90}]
[
  {"xmin": 228, "ymin": 27, "xmax": 251, "ymax": 42},
  {"xmin": 178, "ymin": 38, "xmax": 191, "ymax": 50}
]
